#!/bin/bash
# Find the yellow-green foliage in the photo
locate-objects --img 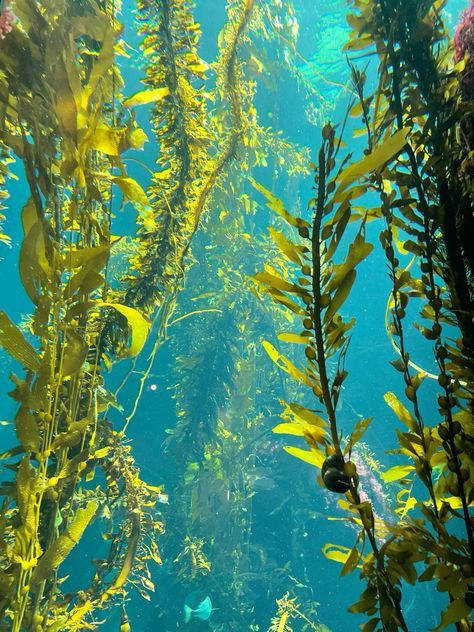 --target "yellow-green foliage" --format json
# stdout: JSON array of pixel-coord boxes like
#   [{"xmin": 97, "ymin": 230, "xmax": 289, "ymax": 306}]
[
  {"xmin": 31, "ymin": 501, "xmax": 98, "ymax": 585},
  {"xmin": 256, "ymin": 1, "xmax": 474, "ymax": 630},
  {"xmin": 0, "ymin": 0, "xmax": 164, "ymax": 629}
]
